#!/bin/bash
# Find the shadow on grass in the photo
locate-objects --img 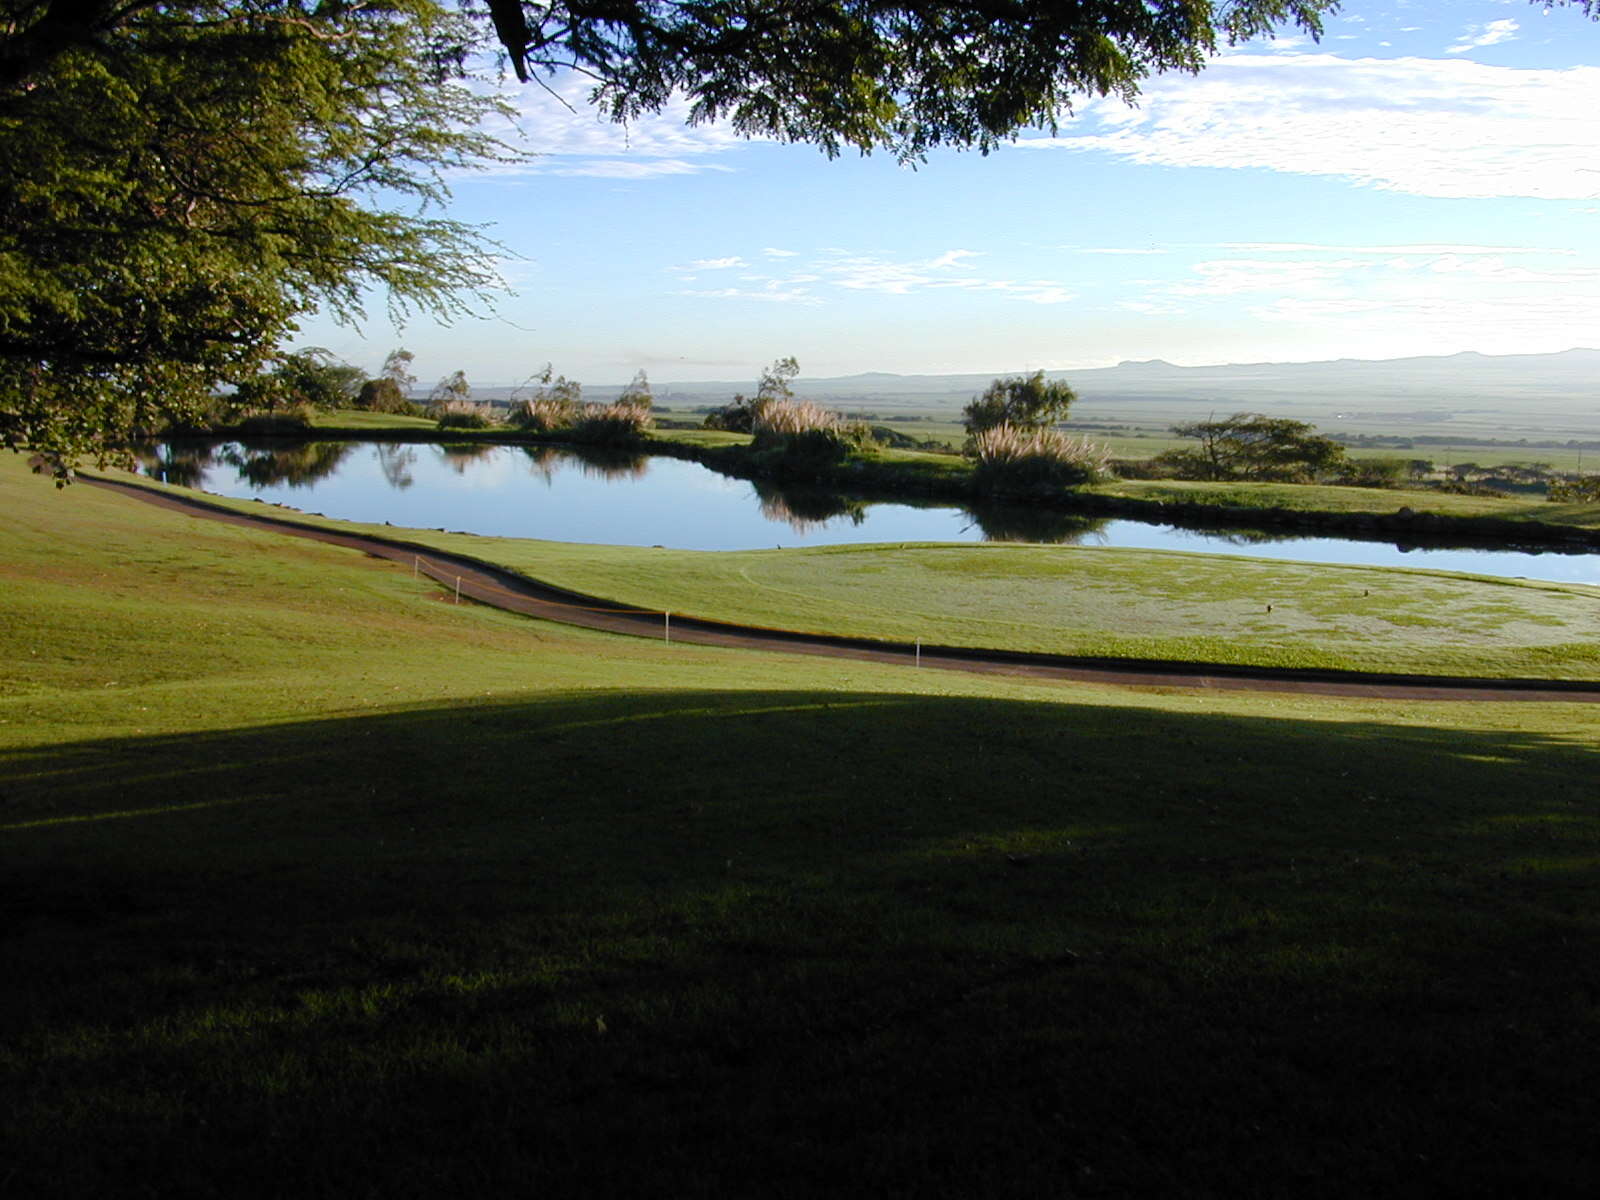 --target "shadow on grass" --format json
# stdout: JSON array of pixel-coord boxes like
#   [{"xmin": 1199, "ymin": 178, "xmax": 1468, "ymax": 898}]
[{"xmin": 4, "ymin": 689, "xmax": 1599, "ymax": 1198}]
